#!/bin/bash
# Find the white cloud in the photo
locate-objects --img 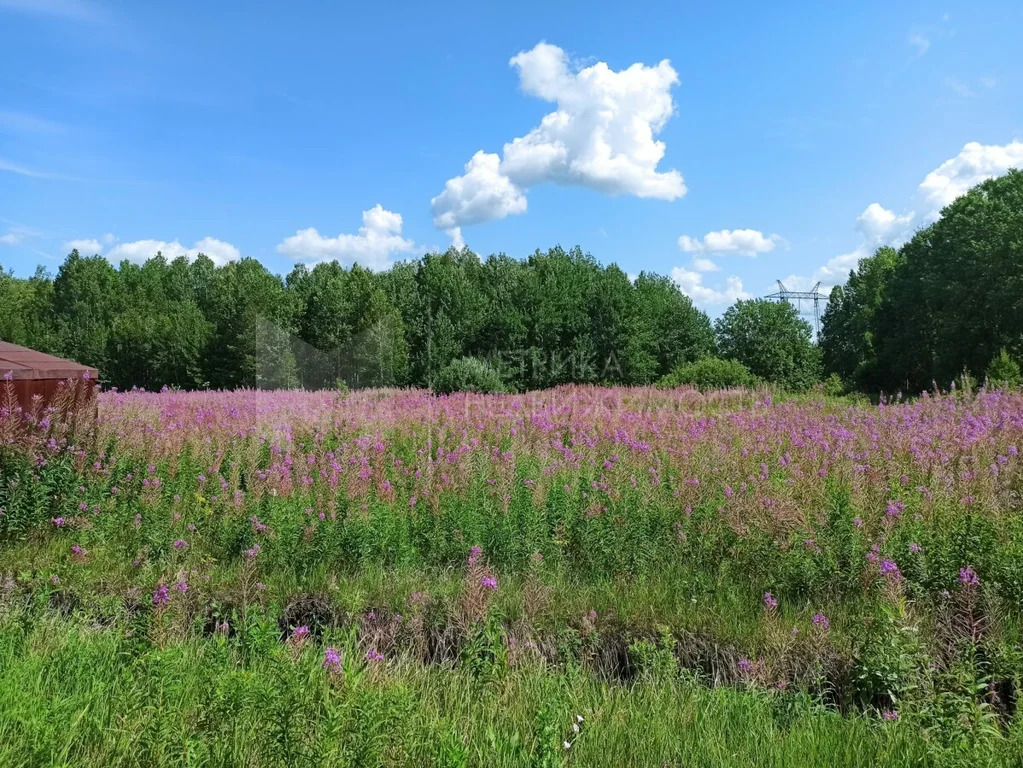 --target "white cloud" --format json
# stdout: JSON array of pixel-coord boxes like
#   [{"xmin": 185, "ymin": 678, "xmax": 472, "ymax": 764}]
[
  {"xmin": 277, "ymin": 204, "xmax": 419, "ymax": 269},
  {"xmin": 63, "ymin": 237, "xmax": 104, "ymax": 254},
  {"xmin": 431, "ymin": 42, "xmax": 684, "ymax": 240},
  {"xmin": 908, "ymin": 32, "xmax": 931, "ymax": 56},
  {"xmin": 856, "ymin": 203, "xmax": 914, "ymax": 247},
  {"xmin": 105, "ymin": 237, "xmax": 240, "ymax": 266},
  {"xmin": 916, "ymin": 140, "xmax": 1023, "ymax": 220},
  {"xmin": 66, "ymin": 233, "xmax": 238, "ymax": 265},
  {"xmin": 792, "ymin": 139, "xmax": 1023, "ymax": 294},
  {"xmin": 678, "ymin": 228, "xmax": 783, "ymax": 256},
  {"xmin": 670, "ymin": 267, "xmax": 749, "ymax": 307},
  {"xmin": 431, "ymin": 151, "xmax": 527, "ymax": 230},
  {"xmin": 1, "ymin": 224, "xmax": 43, "ymax": 247},
  {"xmin": 691, "ymin": 257, "xmax": 719, "ymax": 273},
  {"xmin": 813, "ymin": 248, "xmax": 866, "ymax": 285}
]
